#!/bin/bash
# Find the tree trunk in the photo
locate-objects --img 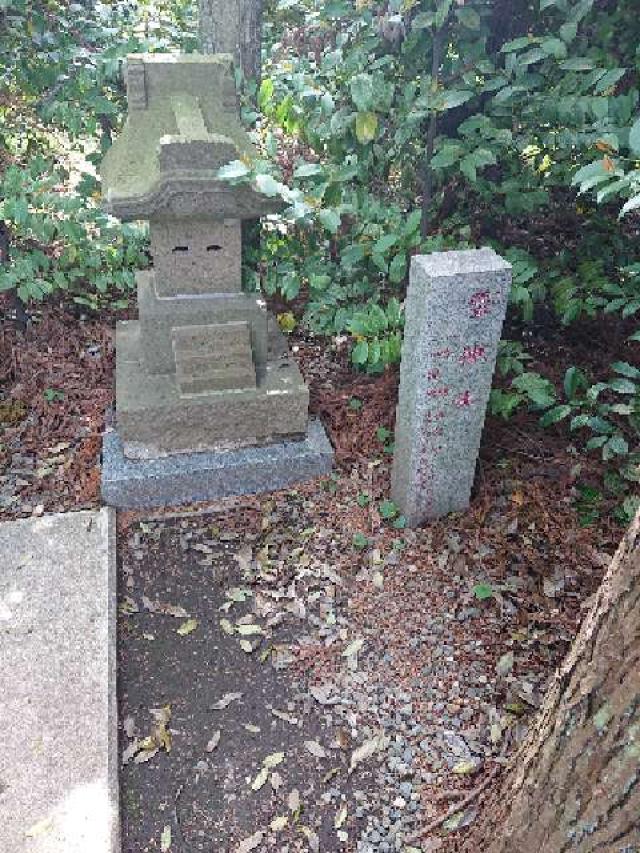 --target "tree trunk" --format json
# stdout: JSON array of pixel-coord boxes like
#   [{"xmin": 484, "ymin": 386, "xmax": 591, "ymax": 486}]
[
  {"xmin": 462, "ymin": 512, "xmax": 640, "ymax": 852},
  {"xmin": 198, "ymin": 0, "xmax": 263, "ymax": 85}
]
